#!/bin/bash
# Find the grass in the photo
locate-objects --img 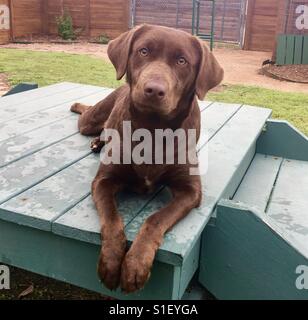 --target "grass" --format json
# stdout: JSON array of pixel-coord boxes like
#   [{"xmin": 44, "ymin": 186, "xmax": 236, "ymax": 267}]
[
  {"xmin": 208, "ymin": 85, "xmax": 308, "ymax": 136},
  {"xmin": 0, "ymin": 48, "xmax": 122, "ymax": 88},
  {"xmin": 0, "ymin": 48, "xmax": 307, "ymax": 135}
]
